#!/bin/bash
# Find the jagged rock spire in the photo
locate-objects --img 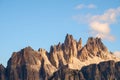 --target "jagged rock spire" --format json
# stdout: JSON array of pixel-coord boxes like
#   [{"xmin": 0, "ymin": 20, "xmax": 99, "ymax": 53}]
[{"xmin": 77, "ymin": 38, "xmax": 82, "ymax": 51}]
